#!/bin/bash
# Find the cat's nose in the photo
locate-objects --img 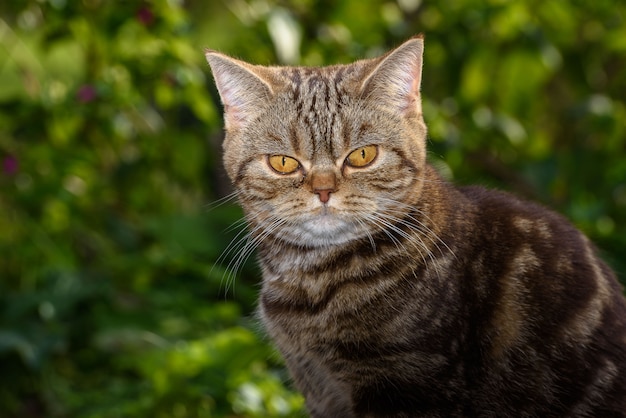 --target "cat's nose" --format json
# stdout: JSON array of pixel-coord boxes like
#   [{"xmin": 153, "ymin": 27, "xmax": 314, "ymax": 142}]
[
  {"xmin": 314, "ymin": 188, "xmax": 334, "ymax": 204},
  {"xmin": 310, "ymin": 170, "xmax": 337, "ymax": 204}
]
